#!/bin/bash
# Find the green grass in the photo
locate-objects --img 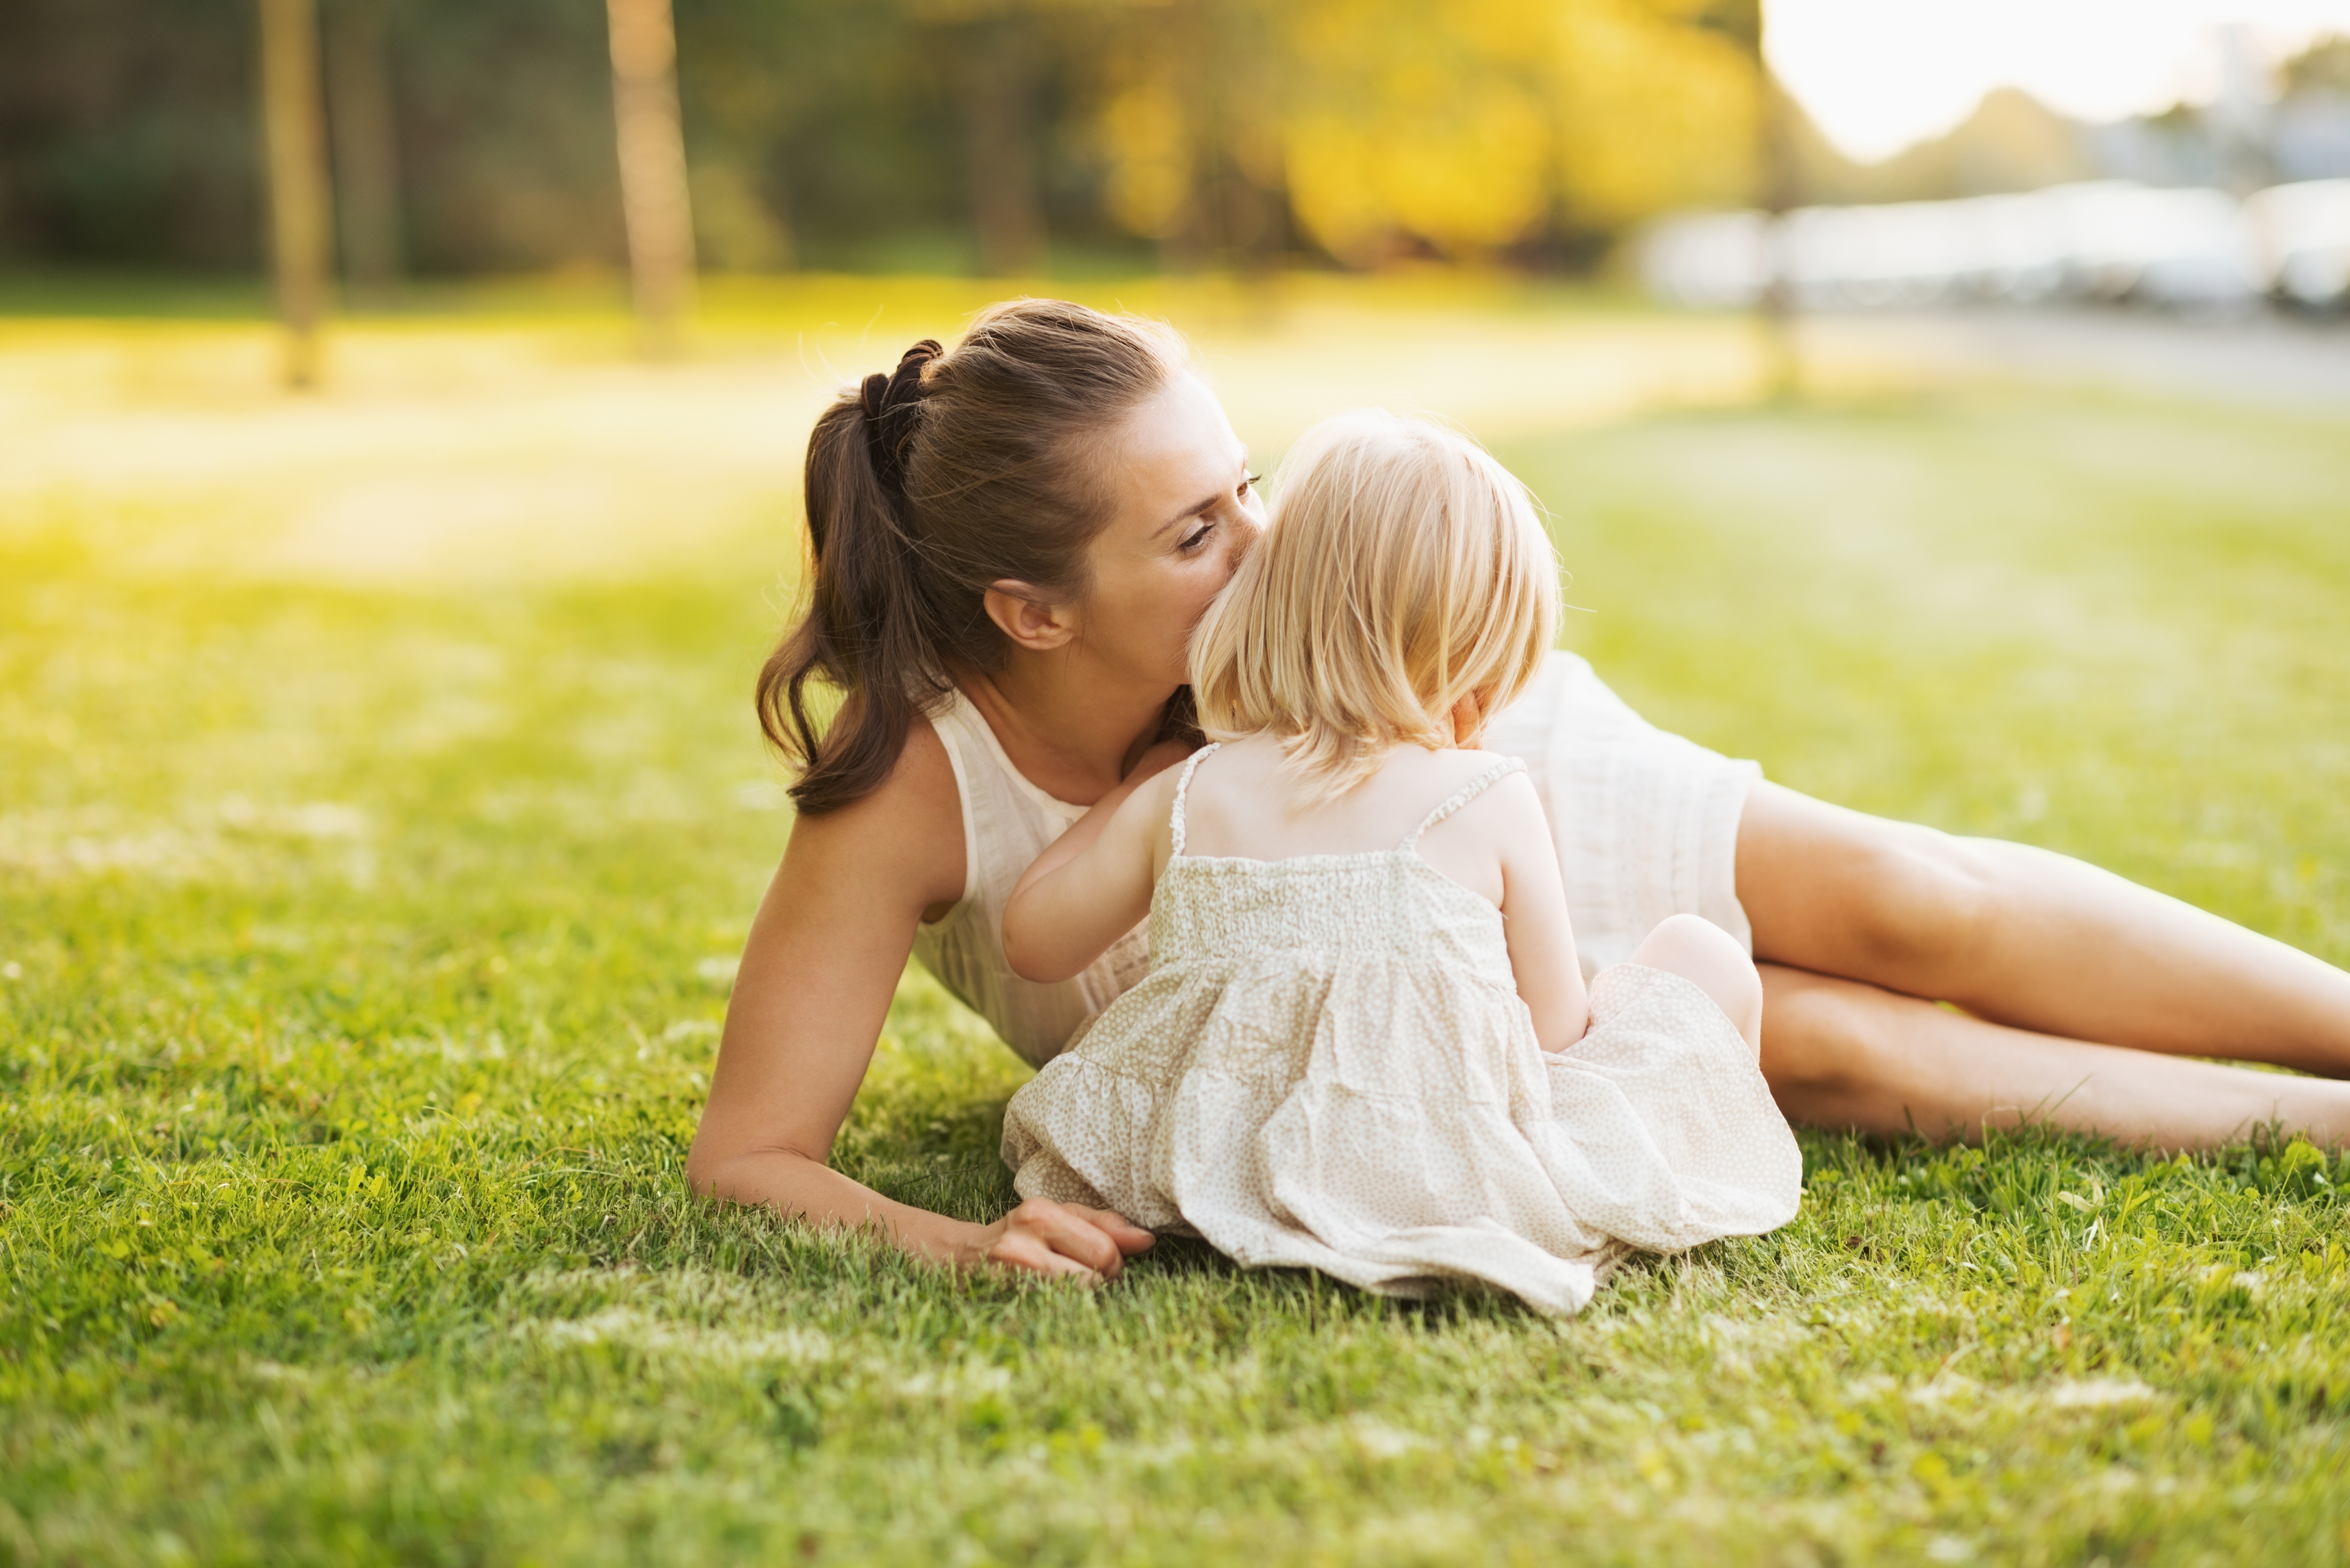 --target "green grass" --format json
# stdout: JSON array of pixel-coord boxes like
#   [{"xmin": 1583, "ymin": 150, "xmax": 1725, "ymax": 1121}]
[{"xmin": 5, "ymin": 316, "xmax": 2350, "ymax": 1565}]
